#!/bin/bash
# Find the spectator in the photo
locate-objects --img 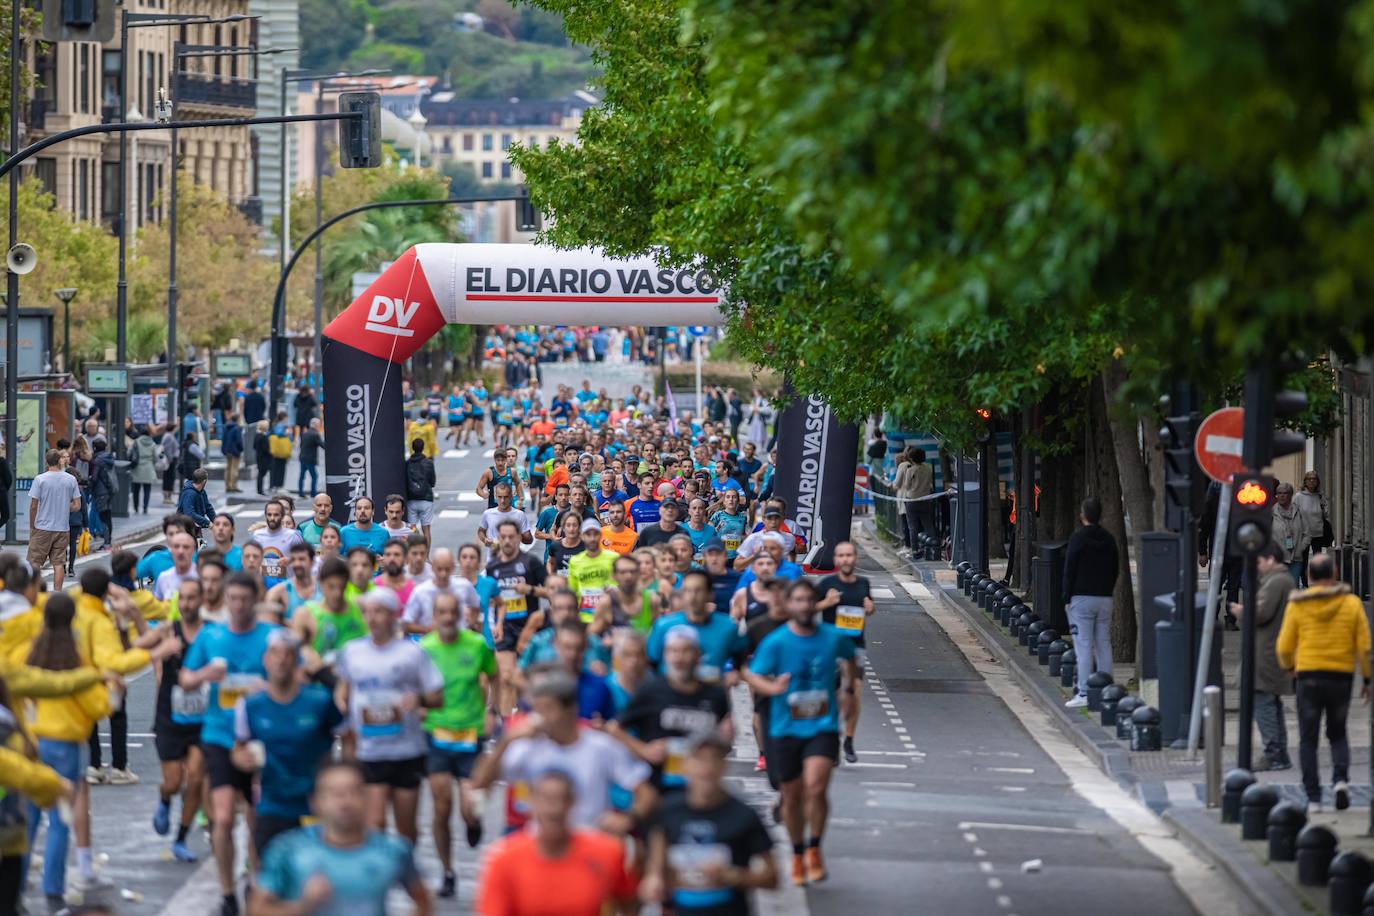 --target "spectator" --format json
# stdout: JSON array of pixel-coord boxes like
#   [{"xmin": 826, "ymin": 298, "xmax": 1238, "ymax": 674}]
[
  {"xmin": 177, "ymin": 468, "xmax": 215, "ymax": 534},
  {"xmin": 179, "ymin": 432, "xmax": 204, "ymax": 485},
  {"xmin": 1062, "ymin": 496, "xmax": 1119, "ymax": 709},
  {"xmin": 27, "ymin": 450, "xmax": 81, "ymax": 596},
  {"xmin": 298, "ymin": 419, "xmax": 324, "ymax": 498},
  {"xmin": 241, "ymin": 380, "xmax": 266, "ymax": 476},
  {"xmin": 866, "ymin": 427, "xmax": 888, "ymax": 465},
  {"xmin": 159, "ymin": 423, "xmax": 180, "ymax": 506},
  {"xmin": 1296, "ymin": 471, "xmax": 1331, "ymax": 556},
  {"xmin": 88, "ymin": 439, "xmax": 117, "ymax": 551},
  {"xmin": 293, "ymin": 384, "xmax": 318, "ymax": 435},
  {"xmin": 129, "ymin": 424, "xmax": 158, "ymax": 514},
  {"xmin": 269, "ymin": 410, "xmax": 291, "ymax": 492},
  {"xmin": 1272, "ymin": 482, "xmax": 1310, "ymax": 585},
  {"xmin": 1232, "ymin": 543, "xmax": 1296, "ymax": 771},
  {"xmin": 221, "ymin": 410, "xmax": 244, "ymax": 494},
  {"xmin": 1276, "ymin": 552, "xmax": 1372, "ymax": 811},
  {"xmin": 404, "ymin": 436, "xmax": 436, "ymax": 545},
  {"xmin": 254, "ymin": 420, "xmax": 271, "ymax": 495}
]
